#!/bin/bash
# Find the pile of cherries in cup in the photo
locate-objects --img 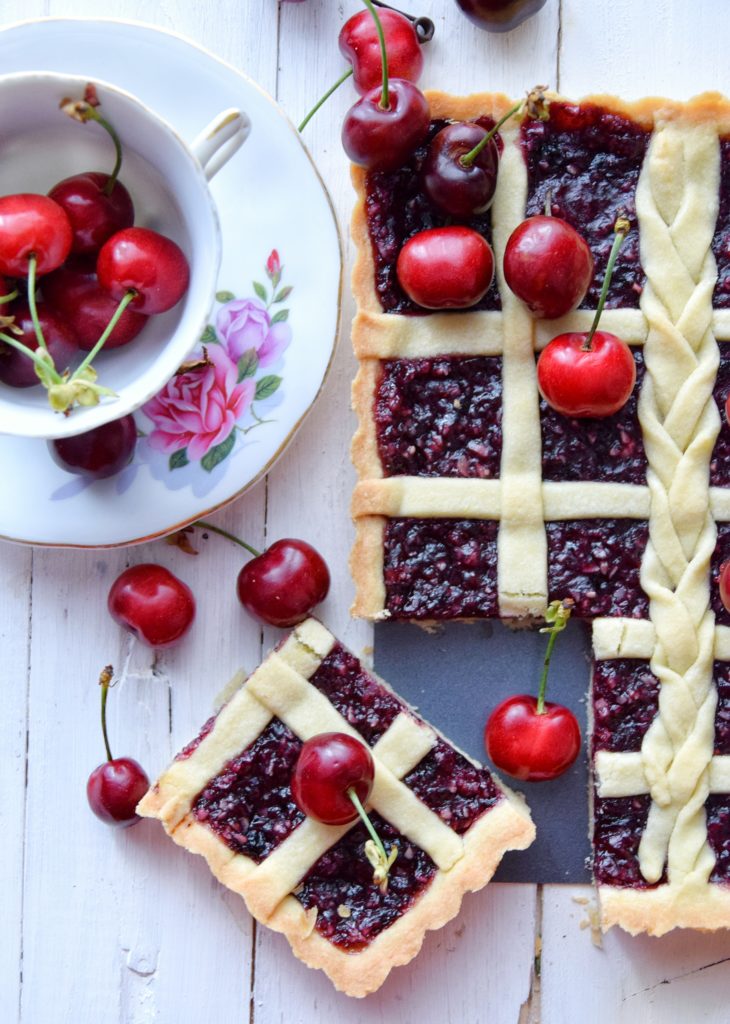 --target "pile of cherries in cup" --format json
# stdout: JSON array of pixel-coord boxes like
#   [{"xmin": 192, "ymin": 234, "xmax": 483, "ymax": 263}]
[{"xmin": 0, "ymin": 85, "xmax": 189, "ymax": 476}]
